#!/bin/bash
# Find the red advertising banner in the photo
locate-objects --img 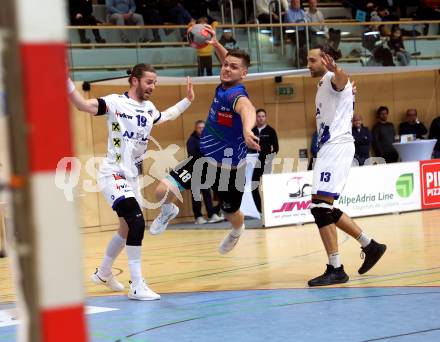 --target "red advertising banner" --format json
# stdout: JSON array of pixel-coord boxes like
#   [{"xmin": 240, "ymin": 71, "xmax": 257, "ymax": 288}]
[{"xmin": 420, "ymin": 160, "xmax": 440, "ymax": 209}]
